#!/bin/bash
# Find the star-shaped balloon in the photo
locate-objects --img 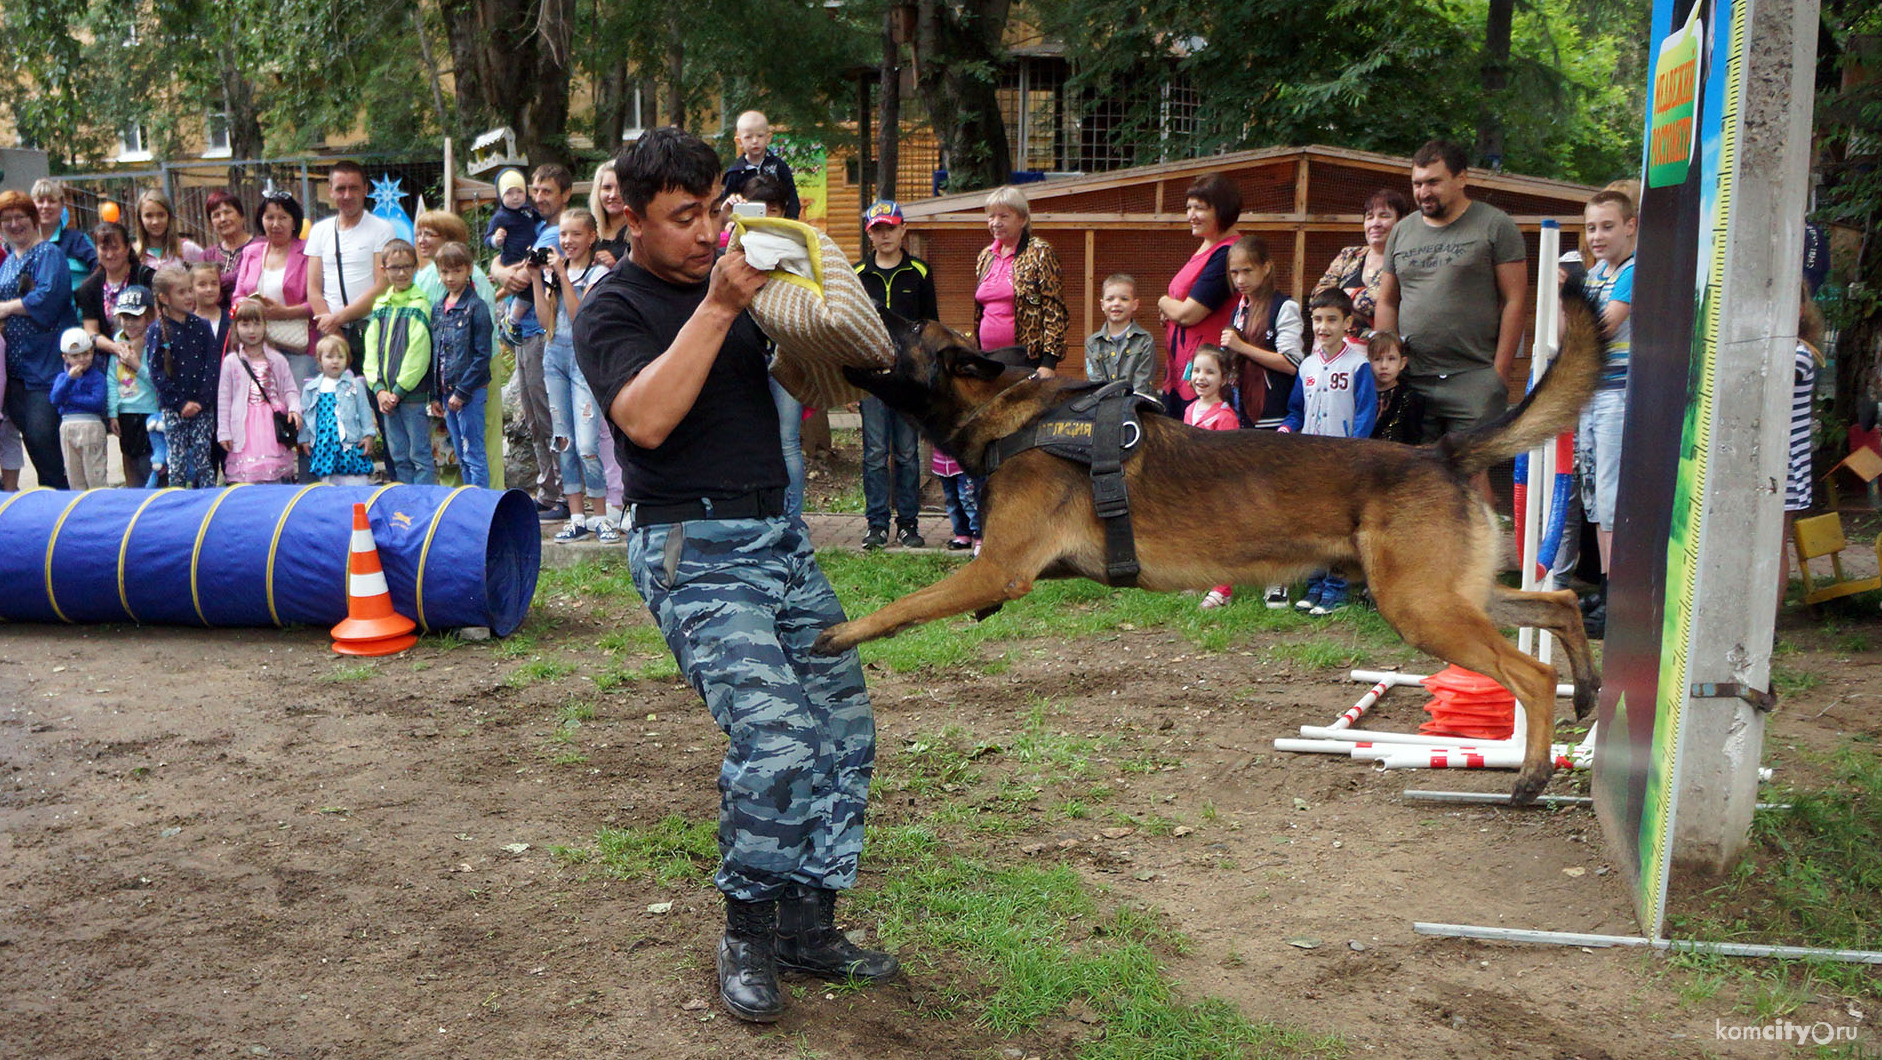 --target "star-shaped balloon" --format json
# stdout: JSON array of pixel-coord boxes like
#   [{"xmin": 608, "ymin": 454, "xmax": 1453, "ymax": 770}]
[{"xmin": 370, "ymin": 173, "xmax": 415, "ymax": 242}]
